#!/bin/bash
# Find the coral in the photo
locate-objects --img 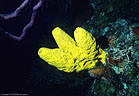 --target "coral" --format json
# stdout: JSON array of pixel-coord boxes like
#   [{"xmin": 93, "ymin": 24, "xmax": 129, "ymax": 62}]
[
  {"xmin": 0, "ymin": 0, "xmax": 43, "ymax": 41},
  {"xmin": 86, "ymin": 19, "xmax": 138, "ymax": 96},
  {"xmin": 38, "ymin": 27, "xmax": 107, "ymax": 72},
  {"xmin": 133, "ymin": 26, "xmax": 139, "ymax": 36},
  {"xmin": 88, "ymin": 68, "xmax": 104, "ymax": 77},
  {"xmin": 108, "ymin": 35, "xmax": 117, "ymax": 44},
  {"xmin": 85, "ymin": 0, "xmax": 138, "ymax": 38}
]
